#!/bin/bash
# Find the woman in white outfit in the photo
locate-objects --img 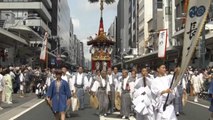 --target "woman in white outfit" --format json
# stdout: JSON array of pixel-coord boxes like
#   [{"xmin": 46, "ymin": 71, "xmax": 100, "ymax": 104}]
[
  {"xmin": 19, "ymin": 69, "xmax": 25, "ymax": 97},
  {"xmin": 0, "ymin": 66, "xmax": 4, "ymax": 110},
  {"xmin": 191, "ymin": 71, "xmax": 202, "ymax": 102}
]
